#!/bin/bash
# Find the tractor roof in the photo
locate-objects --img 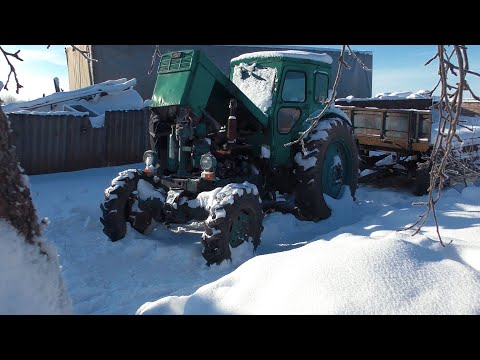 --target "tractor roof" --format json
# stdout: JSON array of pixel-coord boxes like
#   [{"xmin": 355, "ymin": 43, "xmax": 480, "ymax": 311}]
[{"xmin": 230, "ymin": 50, "xmax": 333, "ymax": 66}]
